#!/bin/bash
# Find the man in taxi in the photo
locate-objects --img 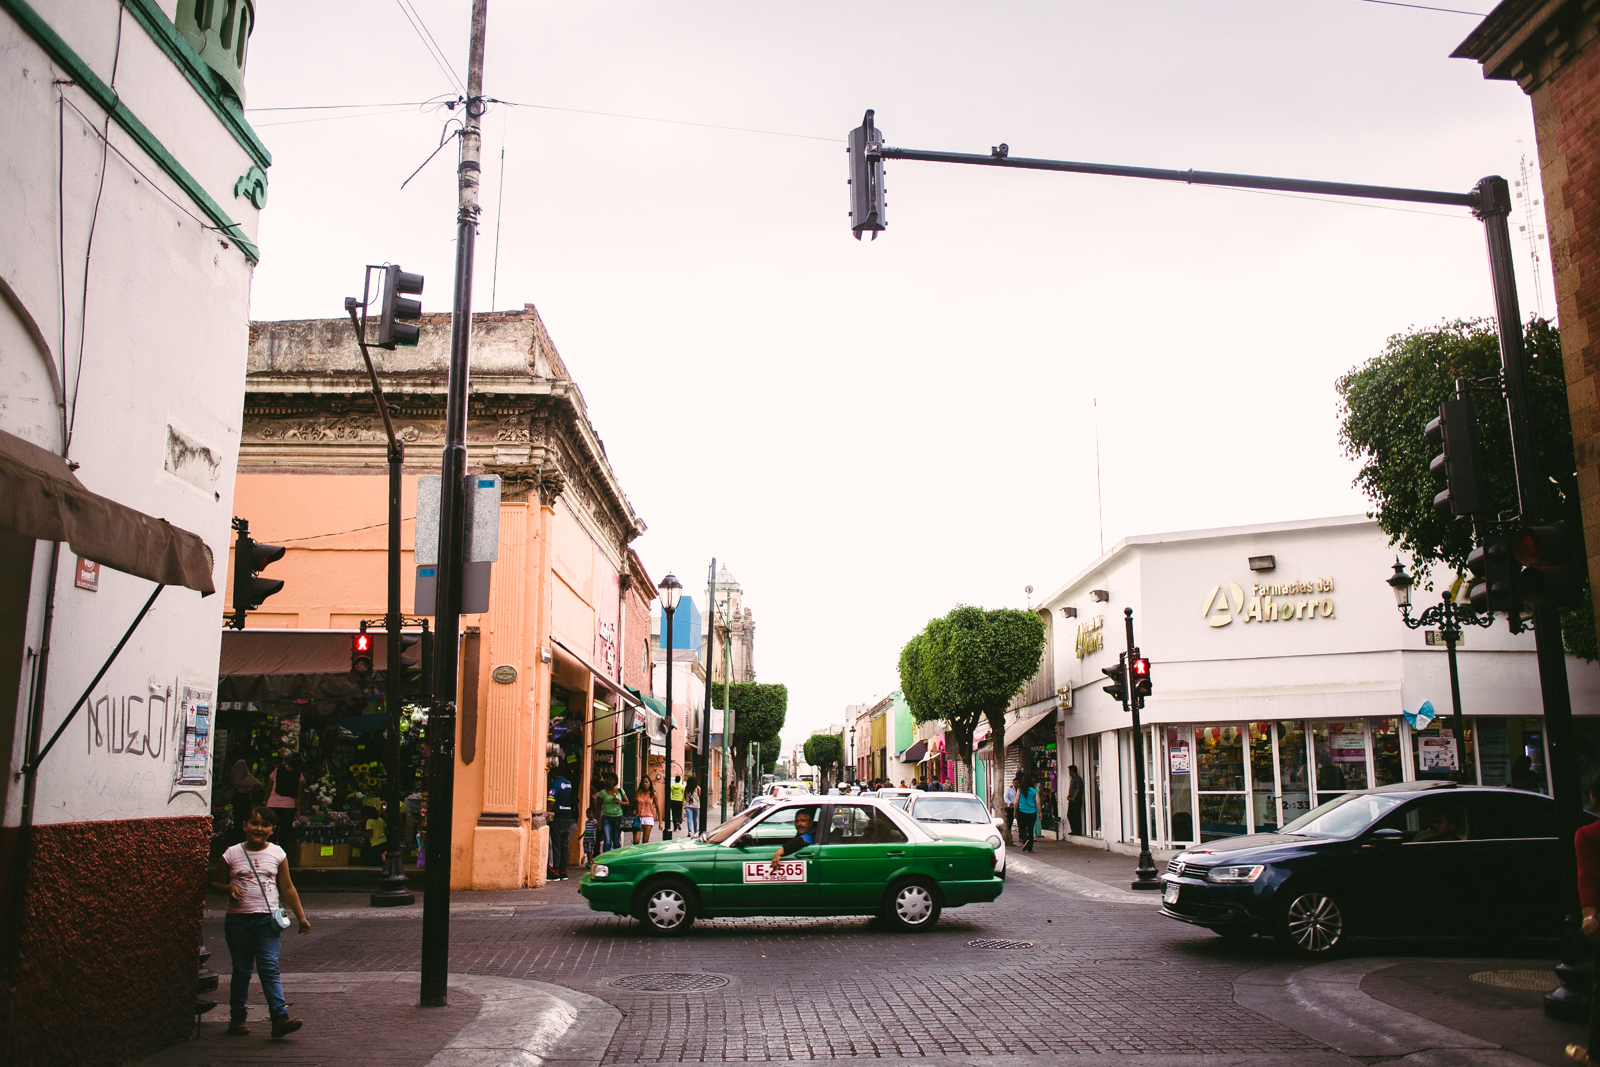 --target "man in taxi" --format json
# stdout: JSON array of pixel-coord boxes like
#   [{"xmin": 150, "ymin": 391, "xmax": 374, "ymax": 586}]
[{"xmin": 770, "ymin": 808, "xmax": 817, "ymax": 865}]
